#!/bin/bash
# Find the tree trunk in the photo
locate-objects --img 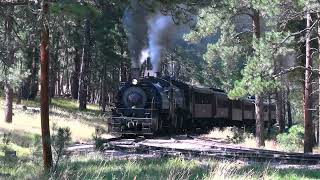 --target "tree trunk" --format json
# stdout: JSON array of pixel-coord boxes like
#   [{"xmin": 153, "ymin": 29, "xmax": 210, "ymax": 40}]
[
  {"xmin": 71, "ymin": 47, "xmax": 81, "ymax": 99},
  {"xmin": 87, "ymin": 73, "xmax": 92, "ymax": 103},
  {"xmin": 255, "ymin": 94, "xmax": 265, "ymax": 147},
  {"xmin": 65, "ymin": 52, "xmax": 70, "ymax": 94},
  {"xmin": 101, "ymin": 64, "xmax": 108, "ymax": 112},
  {"xmin": 57, "ymin": 73, "xmax": 61, "ymax": 96},
  {"xmin": 304, "ymin": 11, "xmax": 313, "ymax": 153},
  {"xmin": 276, "ymin": 90, "xmax": 285, "ymax": 133},
  {"xmin": 49, "ymin": 31, "xmax": 60, "ymax": 98},
  {"xmin": 286, "ymin": 86, "xmax": 293, "ymax": 129},
  {"xmin": 4, "ymin": 5, "xmax": 14, "ymax": 123},
  {"xmin": 16, "ymin": 87, "xmax": 21, "ymax": 104},
  {"xmin": 40, "ymin": 1, "xmax": 53, "ymax": 170},
  {"xmin": 267, "ymin": 94, "xmax": 272, "ymax": 136},
  {"xmin": 317, "ymin": 12, "xmax": 320, "ymax": 146},
  {"xmin": 4, "ymin": 84, "xmax": 13, "ymax": 123},
  {"xmin": 30, "ymin": 48, "xmax": 39, "ymax": 99},
  {"xmin": 21, "ymin": 47, "xmax": 38, "ymax": 99},
  {"xmin": 252, "ymin": 10, "xmax": 265, "ymax": 147},
  {"xmin": 78, "ymin": 18, "xmax": 92, "ymax": 110}
]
